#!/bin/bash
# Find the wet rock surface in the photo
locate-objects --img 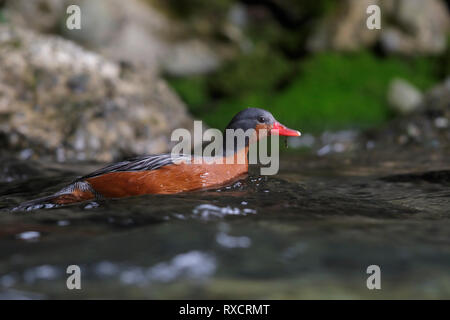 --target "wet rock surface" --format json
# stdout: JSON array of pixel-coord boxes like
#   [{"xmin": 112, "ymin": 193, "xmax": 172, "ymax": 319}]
[{"xmin": 0, "ymin": 26, "xmax": 193, "ymax": 162}]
